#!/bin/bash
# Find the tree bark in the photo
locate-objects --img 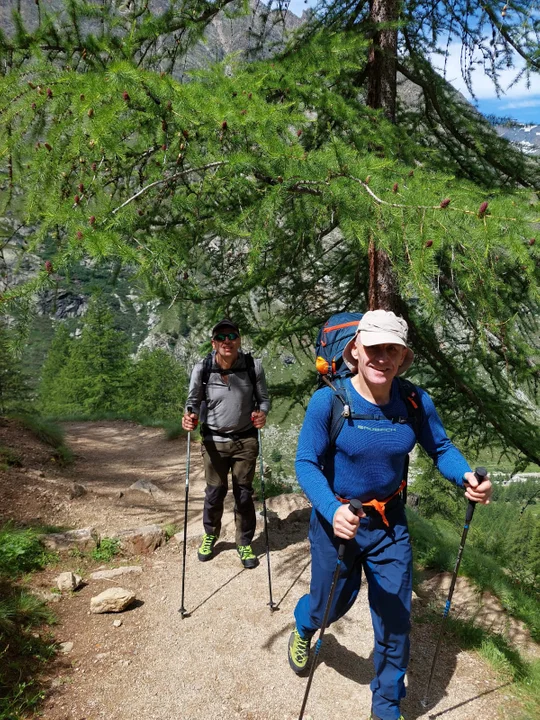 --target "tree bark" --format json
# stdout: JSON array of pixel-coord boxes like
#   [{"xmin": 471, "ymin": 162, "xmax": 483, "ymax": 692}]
[
  {"xmin": 366, "ymin": 0, "xmax": 398, "ymax": 123},
  {"xmin": 368, "ymin": 237, "xmax": 398, "ymax": 311},
  {"xmin": 366, "ymin": 0, "xmax": 399, "ymax": 309}
]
